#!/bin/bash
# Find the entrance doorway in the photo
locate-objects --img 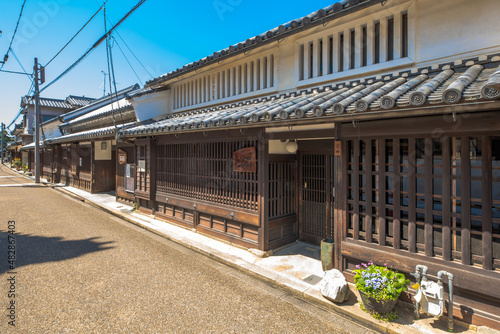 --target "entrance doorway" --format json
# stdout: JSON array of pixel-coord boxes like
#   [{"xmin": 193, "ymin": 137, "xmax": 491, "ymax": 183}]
[{"xmin": 299, "ymin": 152, "xmax": 334, "ymax": 245}]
